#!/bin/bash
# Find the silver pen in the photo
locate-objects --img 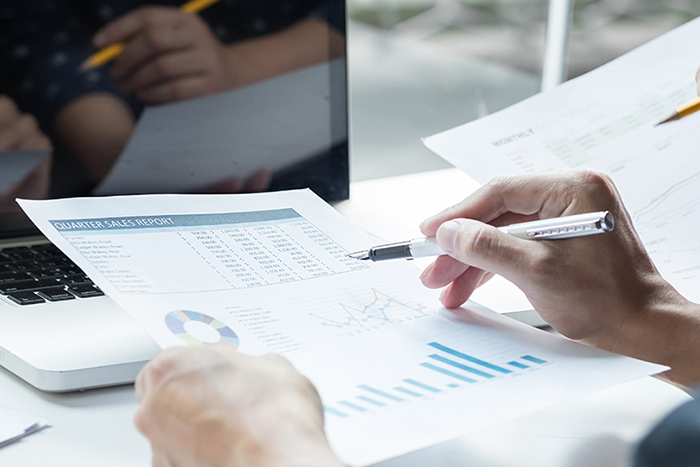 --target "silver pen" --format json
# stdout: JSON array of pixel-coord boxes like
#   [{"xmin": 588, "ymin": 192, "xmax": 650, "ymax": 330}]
[{"xmin": 348, "ymin": 211, "xmax": 614, "ymax": 262}]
